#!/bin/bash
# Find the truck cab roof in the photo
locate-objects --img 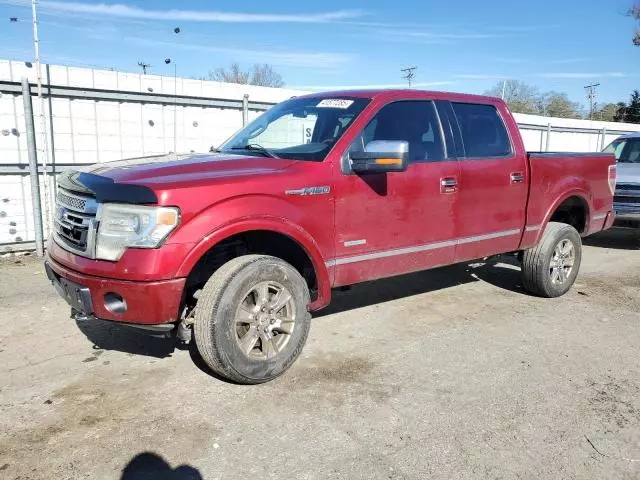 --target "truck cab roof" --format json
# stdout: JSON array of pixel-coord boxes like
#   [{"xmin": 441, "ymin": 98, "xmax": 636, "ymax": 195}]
[{"xmin": 298, "ymin": 89, "xmax": 504, "ymax": 106}]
